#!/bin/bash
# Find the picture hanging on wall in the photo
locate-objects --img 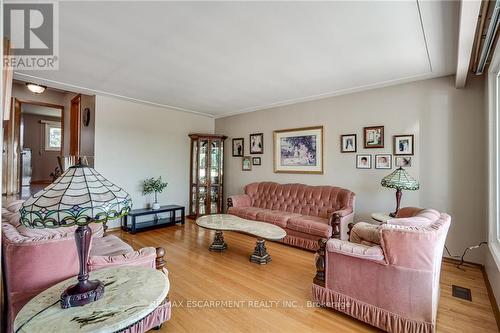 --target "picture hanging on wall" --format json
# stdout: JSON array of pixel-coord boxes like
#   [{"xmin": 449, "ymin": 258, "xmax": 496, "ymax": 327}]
[
  {"xmin": 375, "ymin": 154, "xmax": 392, "ymax": 169},
  {"xmin": 393, "ymin": 135, "xmax": 414, "ymax": 155},
  {"xmin": 356, "ymin": 154, "xmax": 372, "ymax": 169},
  {"xmin": 232, "ymin": 138, "xmax": 244, "ymax": 157},
  {"xmin": 395, "ymin": 156, "xmax": 412, "ymax": 167},
  {"xmin": 250, "ymin": 133, "xmax": 264, "ymax": 154},
  {"xmin": 363, "ymin": 126, "xmax": 384, "ymax": 148},
  {"xmin": 252, "ymin": 157, "xmax": 261, "ymax": 165},
  {"xmin": 242, "ymin": 156, "xmax": 252, "ymax": 171},
  {"xmin": 340, "ymin": 134, "xmax": 357, "ymax": 153},
  {"xmin": 273, "ymin": 126, "xmax": 323, "ymax": 174}
]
